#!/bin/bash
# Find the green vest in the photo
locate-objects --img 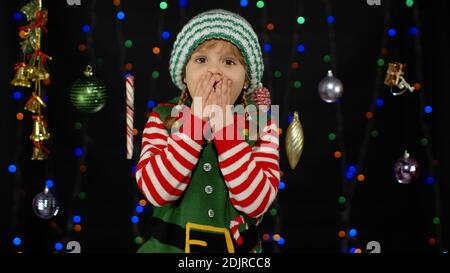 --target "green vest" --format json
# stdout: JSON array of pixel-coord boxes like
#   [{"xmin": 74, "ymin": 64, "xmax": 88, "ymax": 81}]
[{"xmin": 138, "ymin": 97, "xmax": 265, "ymax": 253}]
